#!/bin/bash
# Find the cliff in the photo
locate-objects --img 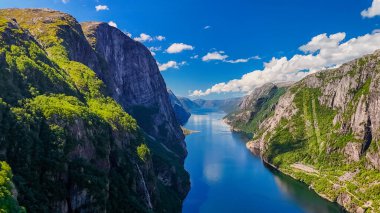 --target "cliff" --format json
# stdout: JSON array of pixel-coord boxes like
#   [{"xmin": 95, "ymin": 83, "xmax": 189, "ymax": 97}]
[
  {"xmin": 0, "ymin": 8, "xmax": 189, "ymax": 213},
  {"xmin": 224, "ymin": 83, "xmax": 289, "ymax": 134},
  {"xmin": 167, "ymin": 89, "xmax": 191, "ymax": 125},
  {"xmin": 248, "ymin": 50, "xmax": 380, "ymax": 212}
]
